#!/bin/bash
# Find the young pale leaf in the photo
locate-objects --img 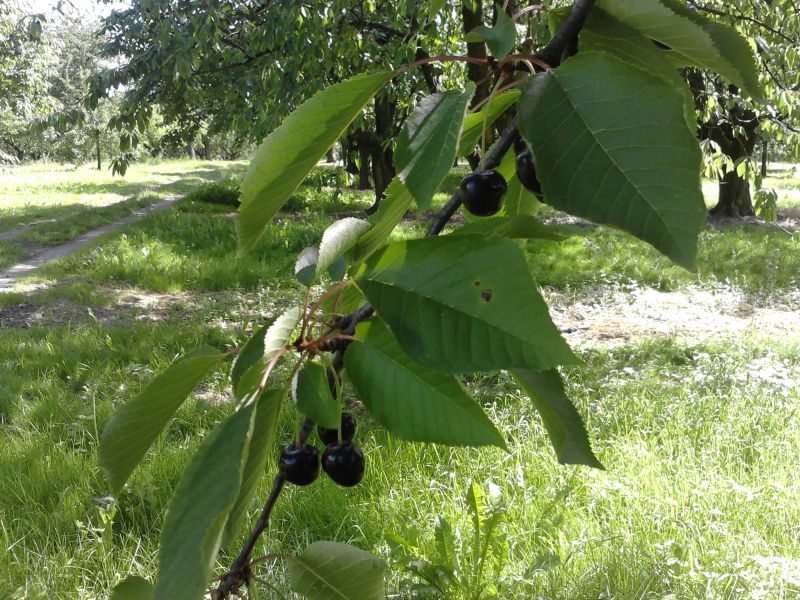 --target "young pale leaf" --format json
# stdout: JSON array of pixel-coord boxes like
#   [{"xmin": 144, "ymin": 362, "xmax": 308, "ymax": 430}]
[
  {"xmin": 395, "ymin": 85, "xmax": 475, "ymax": 211},
  {"xmin": 345, "ymin": 319, "xmax": 505, "ymax": 448},
  {"xmin": 518, "ymin": 51, "xmax": 706, "ymax": 270},
  {"xmin": 100, "ymin": 347, "xmax": 223, "ymax": 493},
  {"xmin": 317, "ymin": 217, "xmax": 371, "ymax": 278},
  {"xmin": 111, "ymin": 576, "xmax": 153, "ymax": 600},
  {"xmin": 512, "ymin": 369, "xmax": 603, "ymax": 468},
  {"xmin": 231, "ymin": 320, "xmax": 275, "ymax": 393},
  {"xmin": 222, "ymin": 388, "xmax": 283, "ymax": 546},
  {"xmin": 264, "ymin": 306, "xmax": 303, "ymax": 360},
  {"xmin": 350, "ymin": 178, "xmax": 413, "ymax": 266},
  {"xmin": 455, "ymin": 215, "xmax": 566, "ymax": 241},
  {"xmin": 288, "ymin": 541, "xmax": 386, "ymax": 600},
  {"xmin": 237, "ymin": 71, "xmax": 393, "ymax": 252},
  {"xmin": 465, "ymin": 3, "xmax": 516, "ymax": 59},
  {"xmin": 154, "ymin": 401, "xmax": 256, "ymax": 600},
  {"xmin": 458, "ymin": 90, "xmax": 521, "ymax": 157},
  {"xmin": 355, "ymin": 235, "xmax": 575, "ymax": 373},
  {"xmin": 658, "ymin": 0, "xmax": 763, "ymax": 101},
  {"xmin": 295, "ymin": 247, "xmax": 320, "ymax": 287},
  {"xmin": 292, "ymin": 361, "xmax": 338, "ymax": 429}
]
